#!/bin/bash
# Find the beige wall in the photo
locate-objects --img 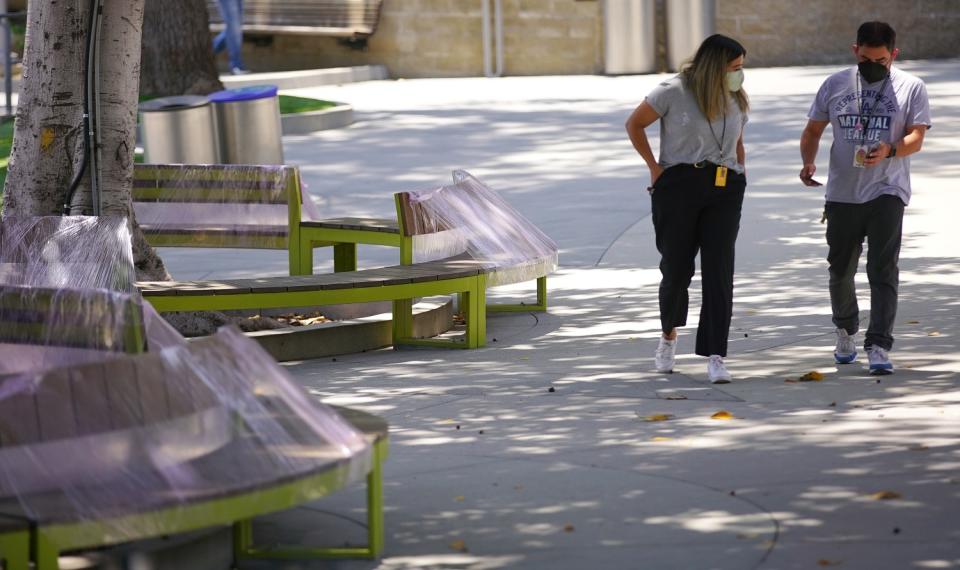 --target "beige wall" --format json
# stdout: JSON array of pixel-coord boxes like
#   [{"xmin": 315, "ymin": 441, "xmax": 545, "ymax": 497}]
[
  {"xmin": 241, "ymin": 0, "xmax": 604, "ymax": 78},
  {"xmin": 239, "ymin": 0, "xmax": 959, "ymax": 78},
  {"xmin": 716, "ymin": 0, "xmax": 960, "ymax": 66}
]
